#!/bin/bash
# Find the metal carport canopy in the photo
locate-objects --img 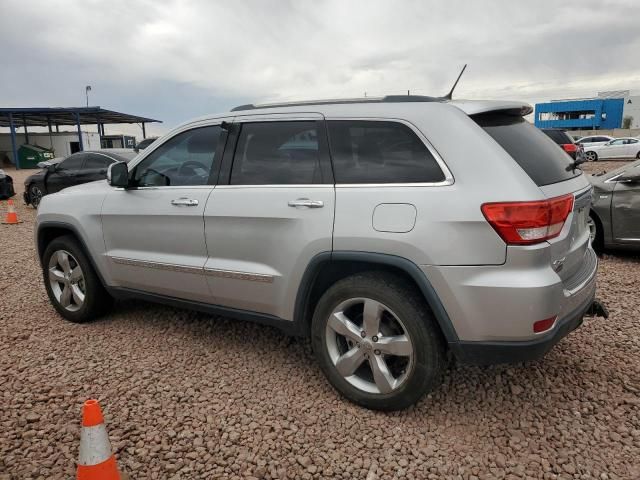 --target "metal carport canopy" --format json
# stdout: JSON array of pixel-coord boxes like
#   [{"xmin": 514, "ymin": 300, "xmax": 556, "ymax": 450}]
[{"xmin": 0, "ymin": 106, "xmax": 161, "ymax": 168}]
